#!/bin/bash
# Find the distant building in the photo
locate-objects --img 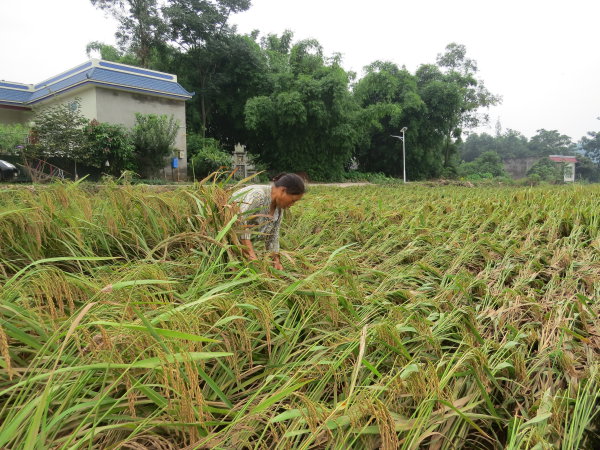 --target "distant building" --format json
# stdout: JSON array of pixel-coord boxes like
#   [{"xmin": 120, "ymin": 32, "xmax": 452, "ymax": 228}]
[
  {"xmin": 503, "ymin": 155, "xmax": 577, "ymax": 182},
  {"xmin": 0, "ymin": 59, "xmax": 194, "ymax": 179},
  {"xmin": 549, "ymin": 155, "xmax": 576, "ymax": 182}
]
